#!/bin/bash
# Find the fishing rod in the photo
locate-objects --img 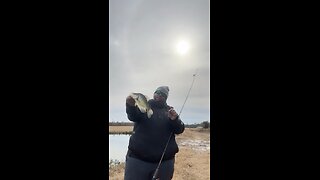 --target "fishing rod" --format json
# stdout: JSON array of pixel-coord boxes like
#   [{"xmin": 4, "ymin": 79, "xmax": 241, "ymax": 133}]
[{"xmin": 152, "ymin": 69, "xmax": 198, "ymax": 180}]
